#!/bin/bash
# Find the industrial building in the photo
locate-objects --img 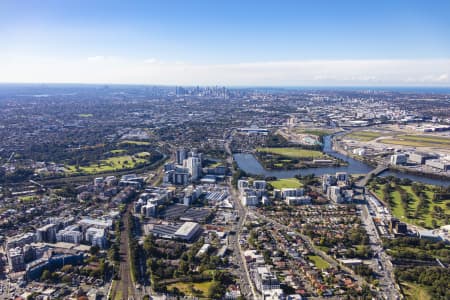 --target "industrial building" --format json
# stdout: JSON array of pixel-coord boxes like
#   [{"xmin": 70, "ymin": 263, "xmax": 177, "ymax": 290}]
[
  {"xmin": 174, "ymin": 222, "xmax": 201, "ymax": 241},
  {"xmin": 425, "ymin": 159, "xmax": 450, "ymax": 171},
  {"xmin": 179, "ymin": 208, "xmax": 211, "ymax": 223},
  {"xmin": 390, "ymin": 153, "xmax": 407, "ymax": 165},
  {"xmin": 408, "ymin": 152, "xmax": 438, "ymax": 164},
  {"xmin": 151, "ymin": 221, "xmax": 201, "ymax": 242}
]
